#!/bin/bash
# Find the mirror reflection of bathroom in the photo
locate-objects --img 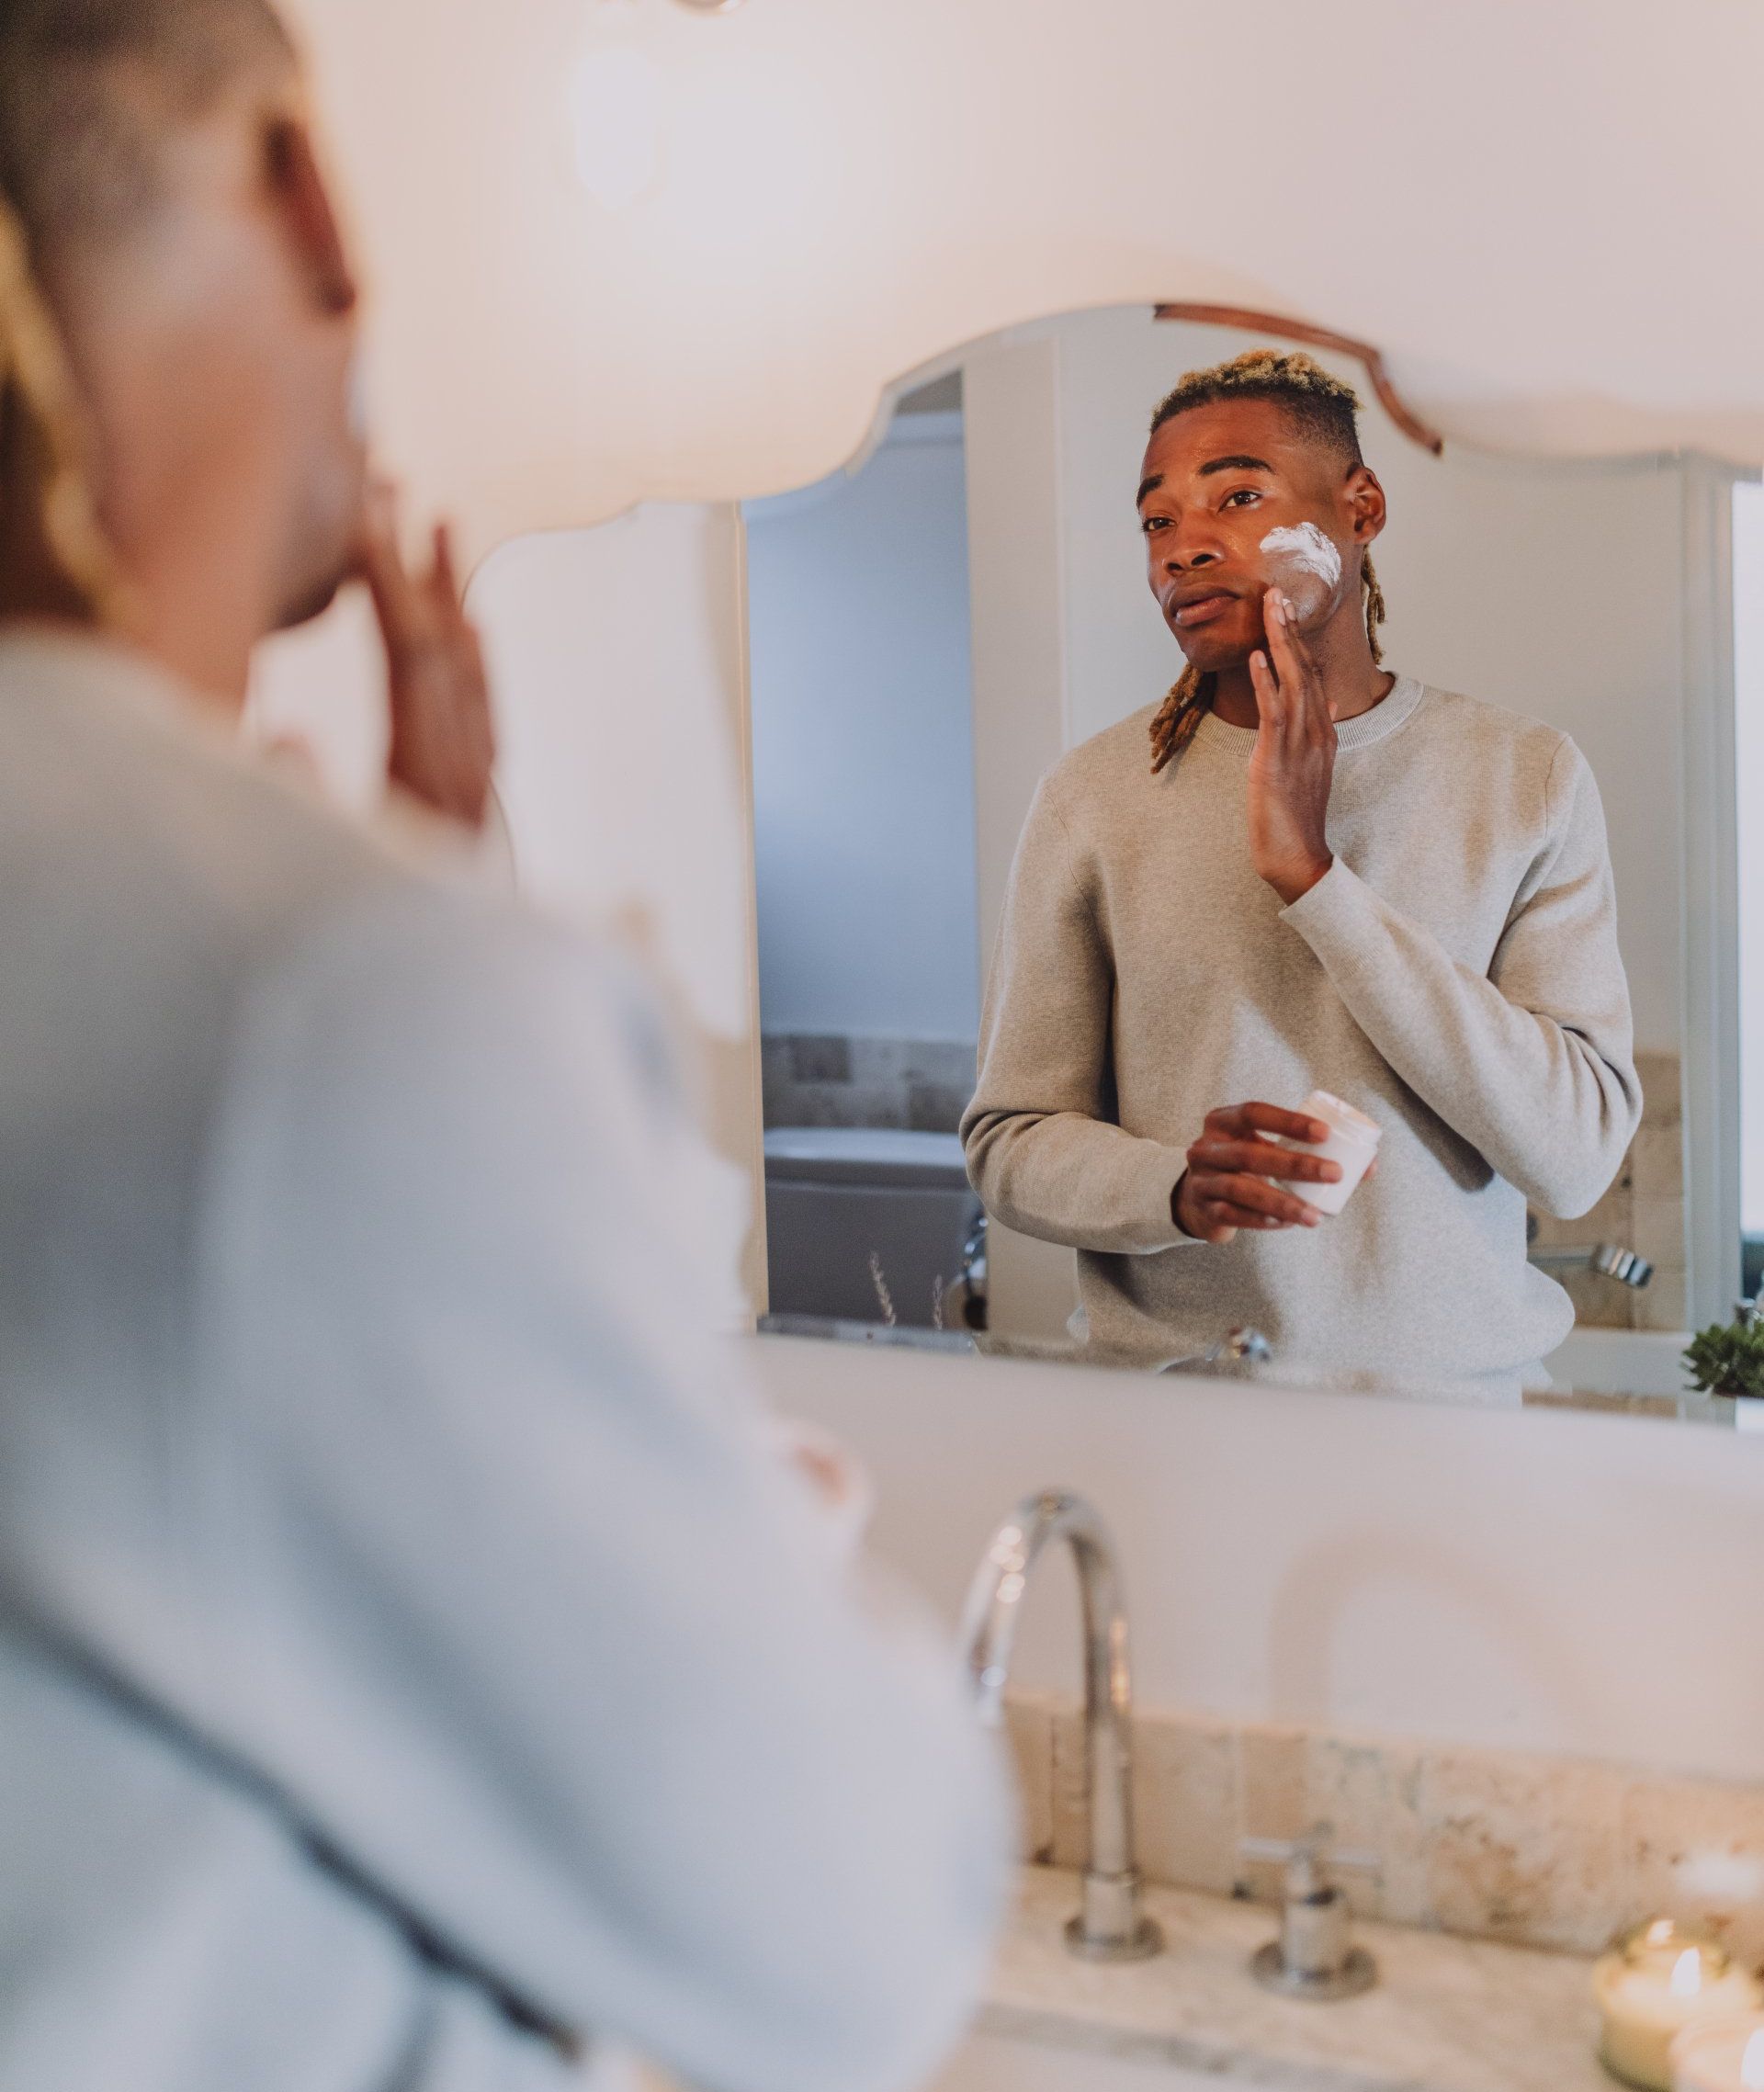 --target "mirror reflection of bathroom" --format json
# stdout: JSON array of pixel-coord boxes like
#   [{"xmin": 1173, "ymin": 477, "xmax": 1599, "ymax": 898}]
[
  {"xmin": 746, "ymin": 374, "xmax": 987, "ymax": 1340},
  {"xmin": 747, "ymin": 305, "xmax": 1758, "ymax": 1413}
]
